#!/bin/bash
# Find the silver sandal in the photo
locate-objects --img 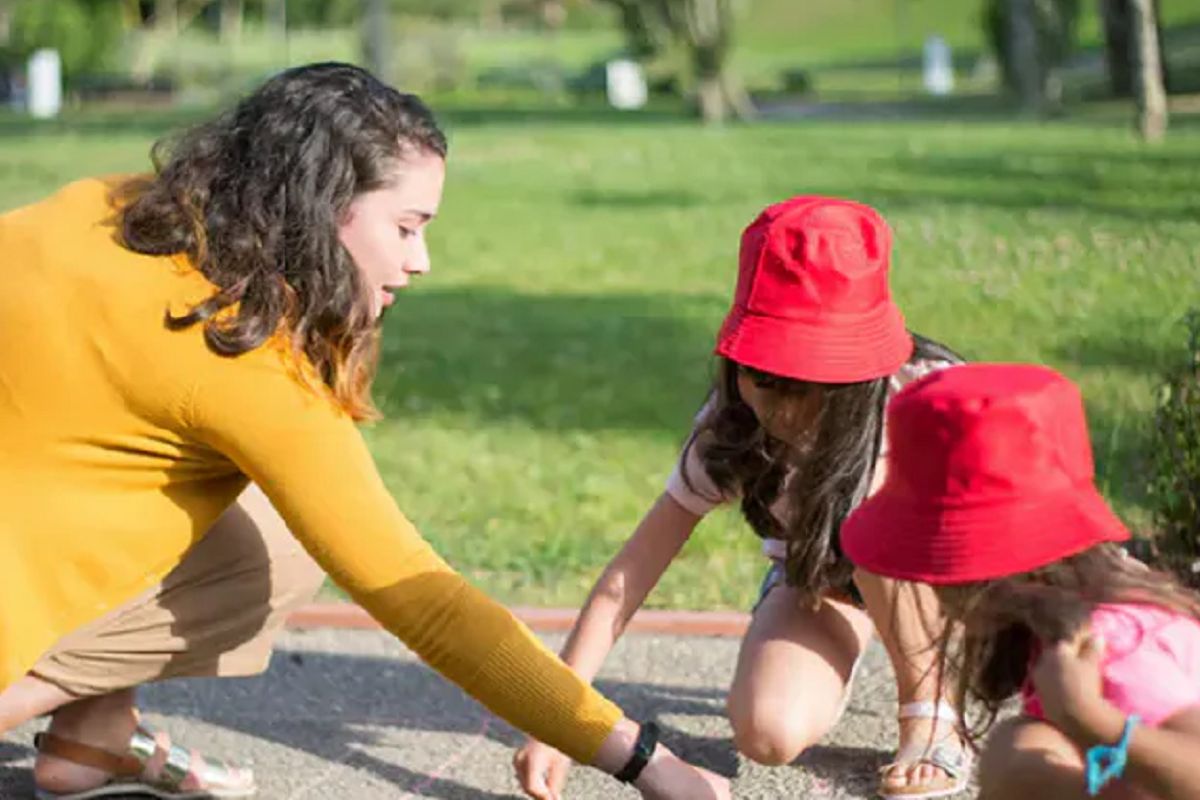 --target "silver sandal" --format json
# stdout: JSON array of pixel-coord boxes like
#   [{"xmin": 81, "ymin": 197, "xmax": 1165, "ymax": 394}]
[
  {"xmin": 877, "ymin": 701, "xmax": 972, "ymax": 799},
  {"xmin": 33, "ymin": 723, "xmax": 256, "ymax": 799}
]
